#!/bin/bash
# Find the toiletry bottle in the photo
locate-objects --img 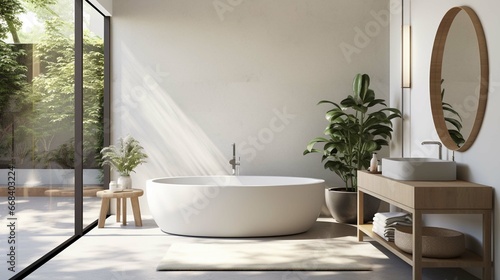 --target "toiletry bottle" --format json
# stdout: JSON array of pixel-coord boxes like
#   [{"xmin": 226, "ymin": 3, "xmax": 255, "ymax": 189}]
[
  {"xmin": 109, "ymin": 181, "xmax": 117, "ymax": 192},
  {"xmin": 370, "ymin": 153, "xmax": 378, "ymax": 173}
]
